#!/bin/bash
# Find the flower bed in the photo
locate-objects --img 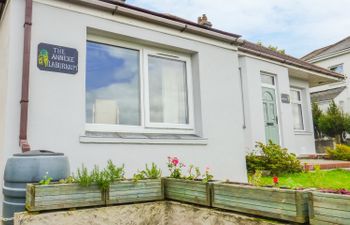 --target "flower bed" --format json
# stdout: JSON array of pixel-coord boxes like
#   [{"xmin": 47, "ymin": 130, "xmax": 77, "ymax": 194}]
[
  {"xmin": 211, "ymin": 182, "xmax": 309, "ymax": 223},
  {"xmin": 309, "ymin": 191, "xmax": 350, "ymax": 225},
  {"xmin": 107, "ymin": 179, "xmax": 164, "ymax": 205},
  {"xmin": 164, "ymin": 178, "xmax": 211, "ymax": 207},
  {"xmin": 25, "ymin": 183, "xmax": 105, "ymax": 211}
]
